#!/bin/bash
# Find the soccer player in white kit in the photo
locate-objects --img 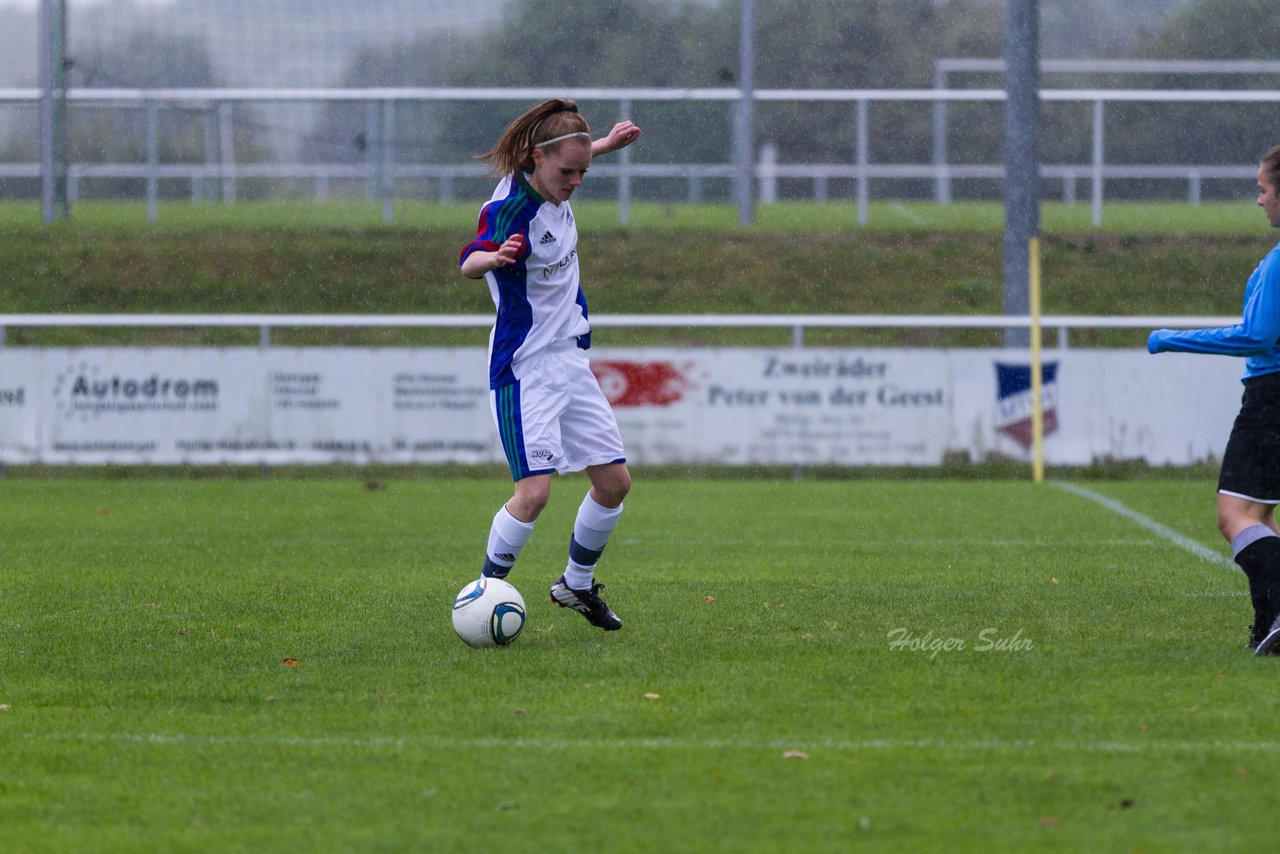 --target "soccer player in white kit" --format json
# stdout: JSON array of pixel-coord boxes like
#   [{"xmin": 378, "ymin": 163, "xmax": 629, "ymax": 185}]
[{"xmin": 459, "ymin": 99, "xmax": 641, "ymax": 631}]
